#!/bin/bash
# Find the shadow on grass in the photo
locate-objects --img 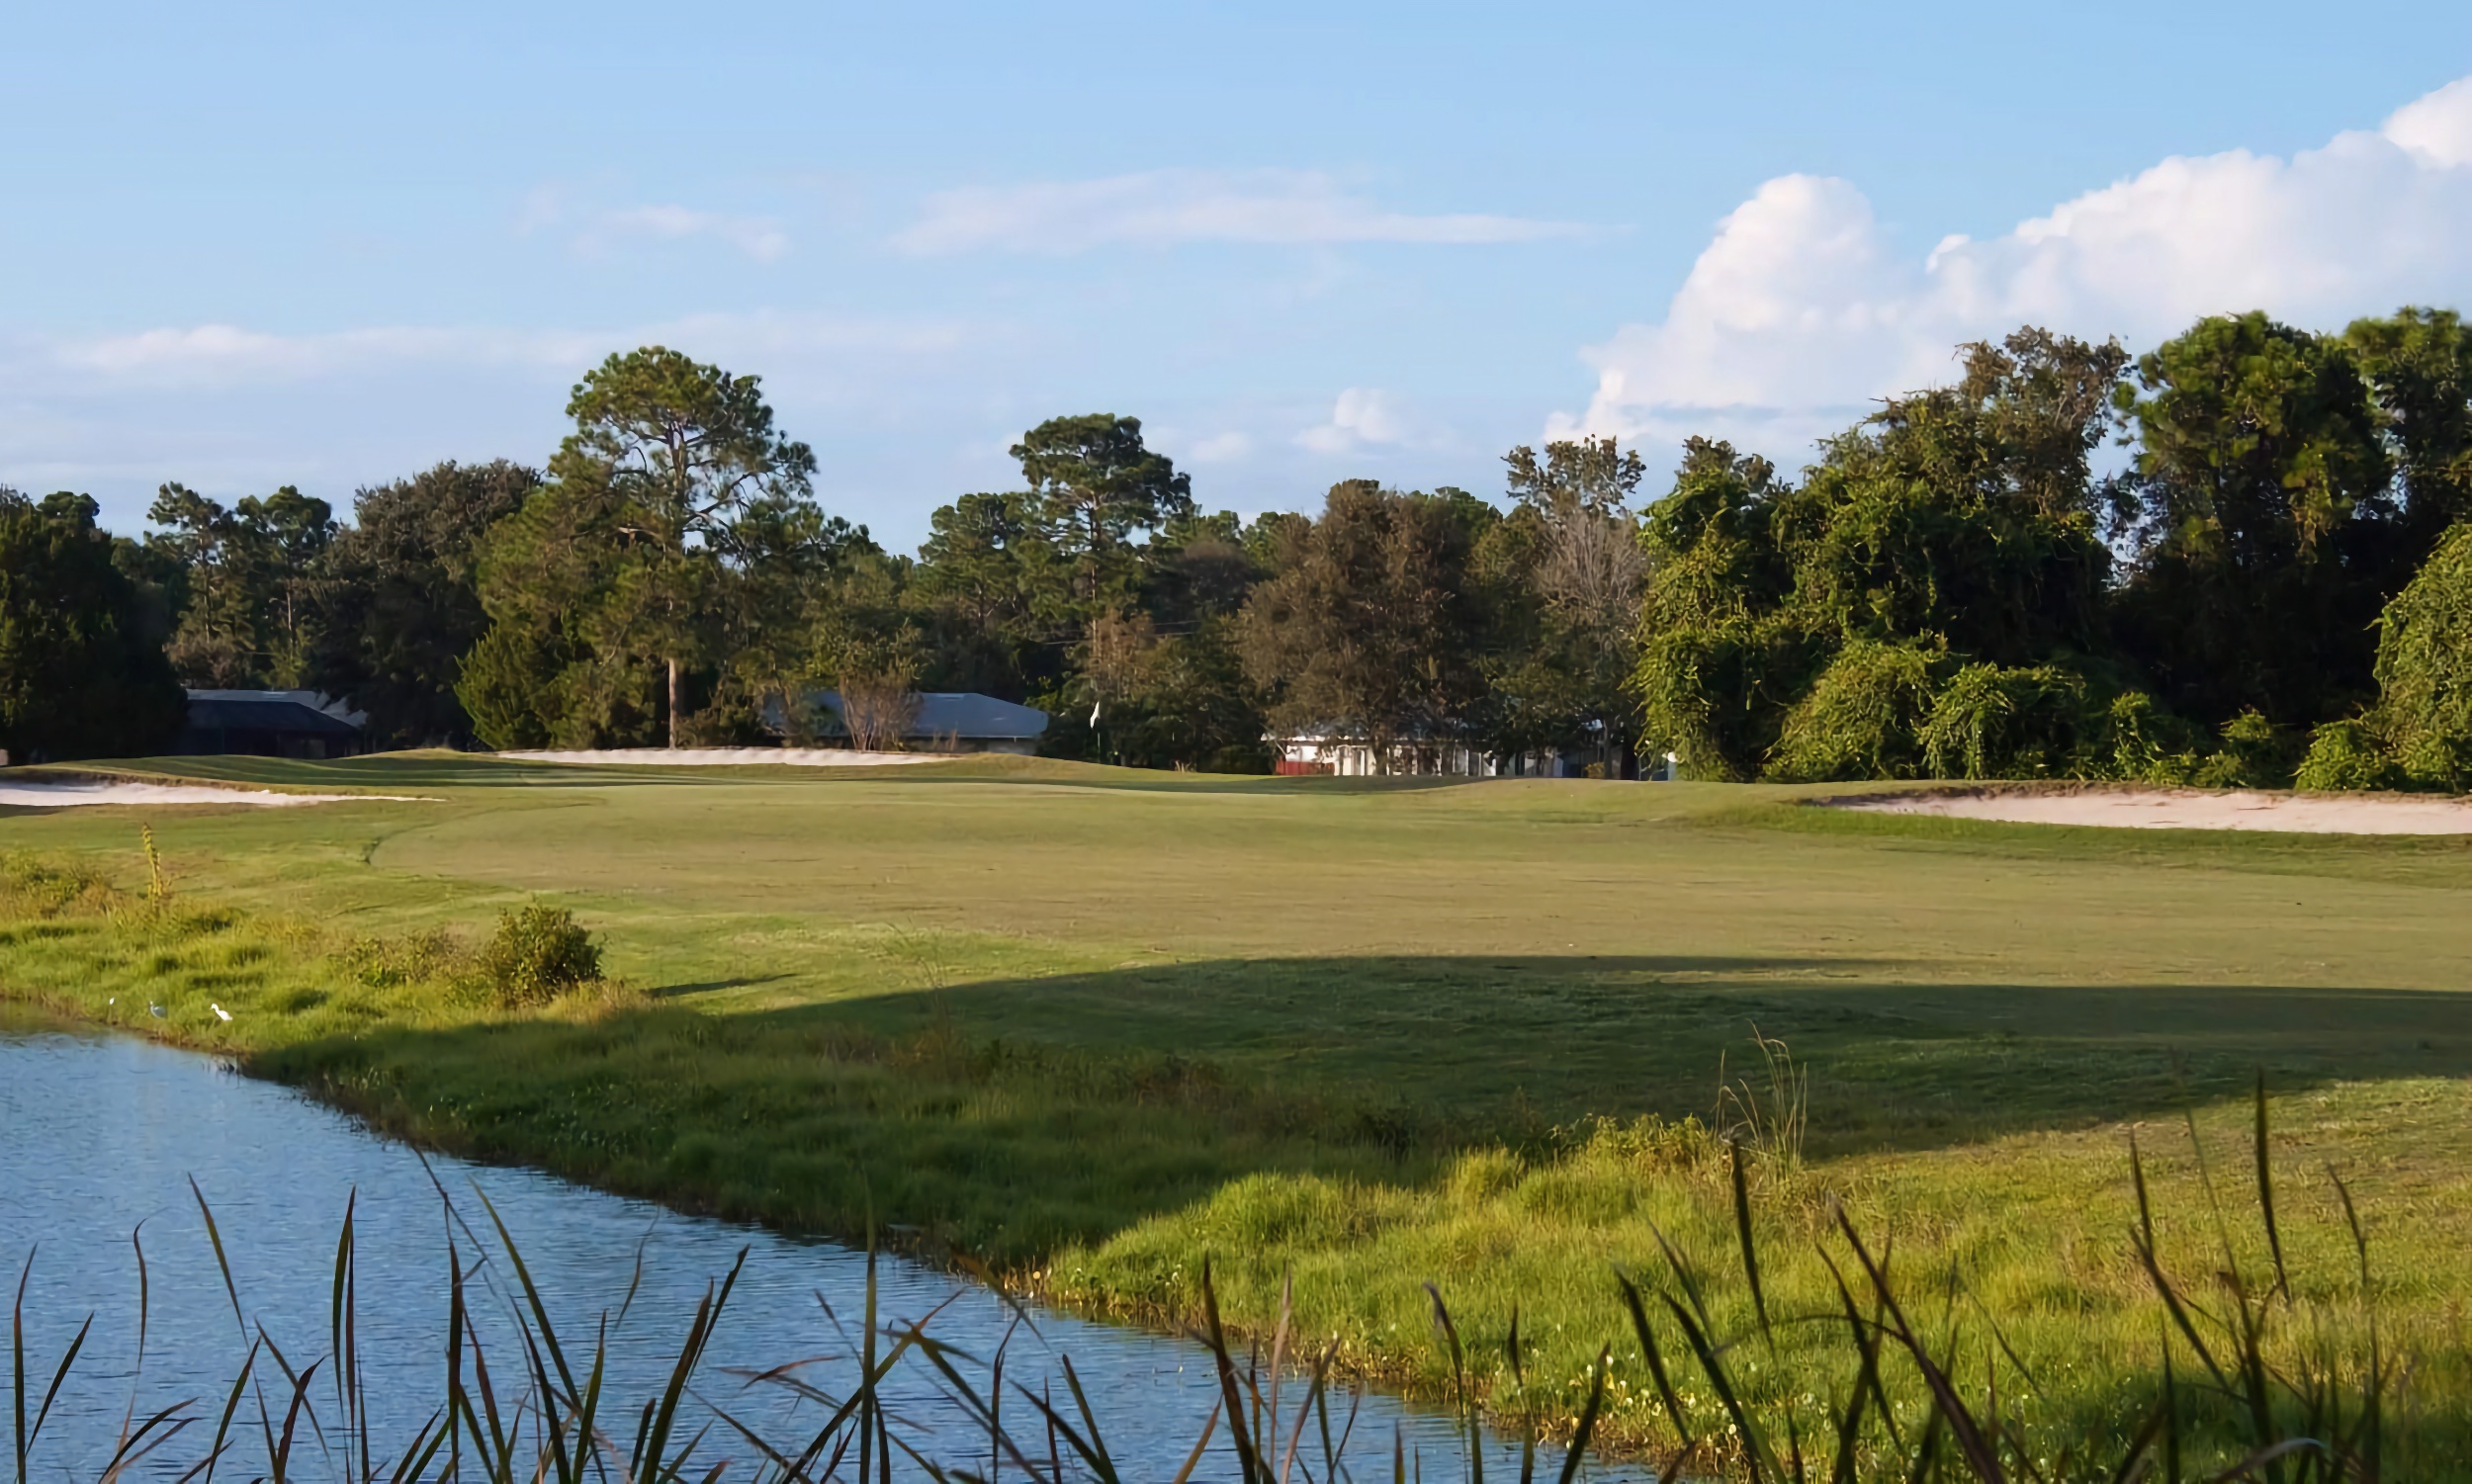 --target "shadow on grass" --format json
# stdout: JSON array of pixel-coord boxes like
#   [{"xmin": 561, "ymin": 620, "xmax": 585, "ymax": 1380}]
[
  {"xmin": 647, "ymin": 973, "xmax": 797, "ymax": 999},
  {"xmin": 252, "ymin": 950, "xmax": 2472, "ymax": 1266}
]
